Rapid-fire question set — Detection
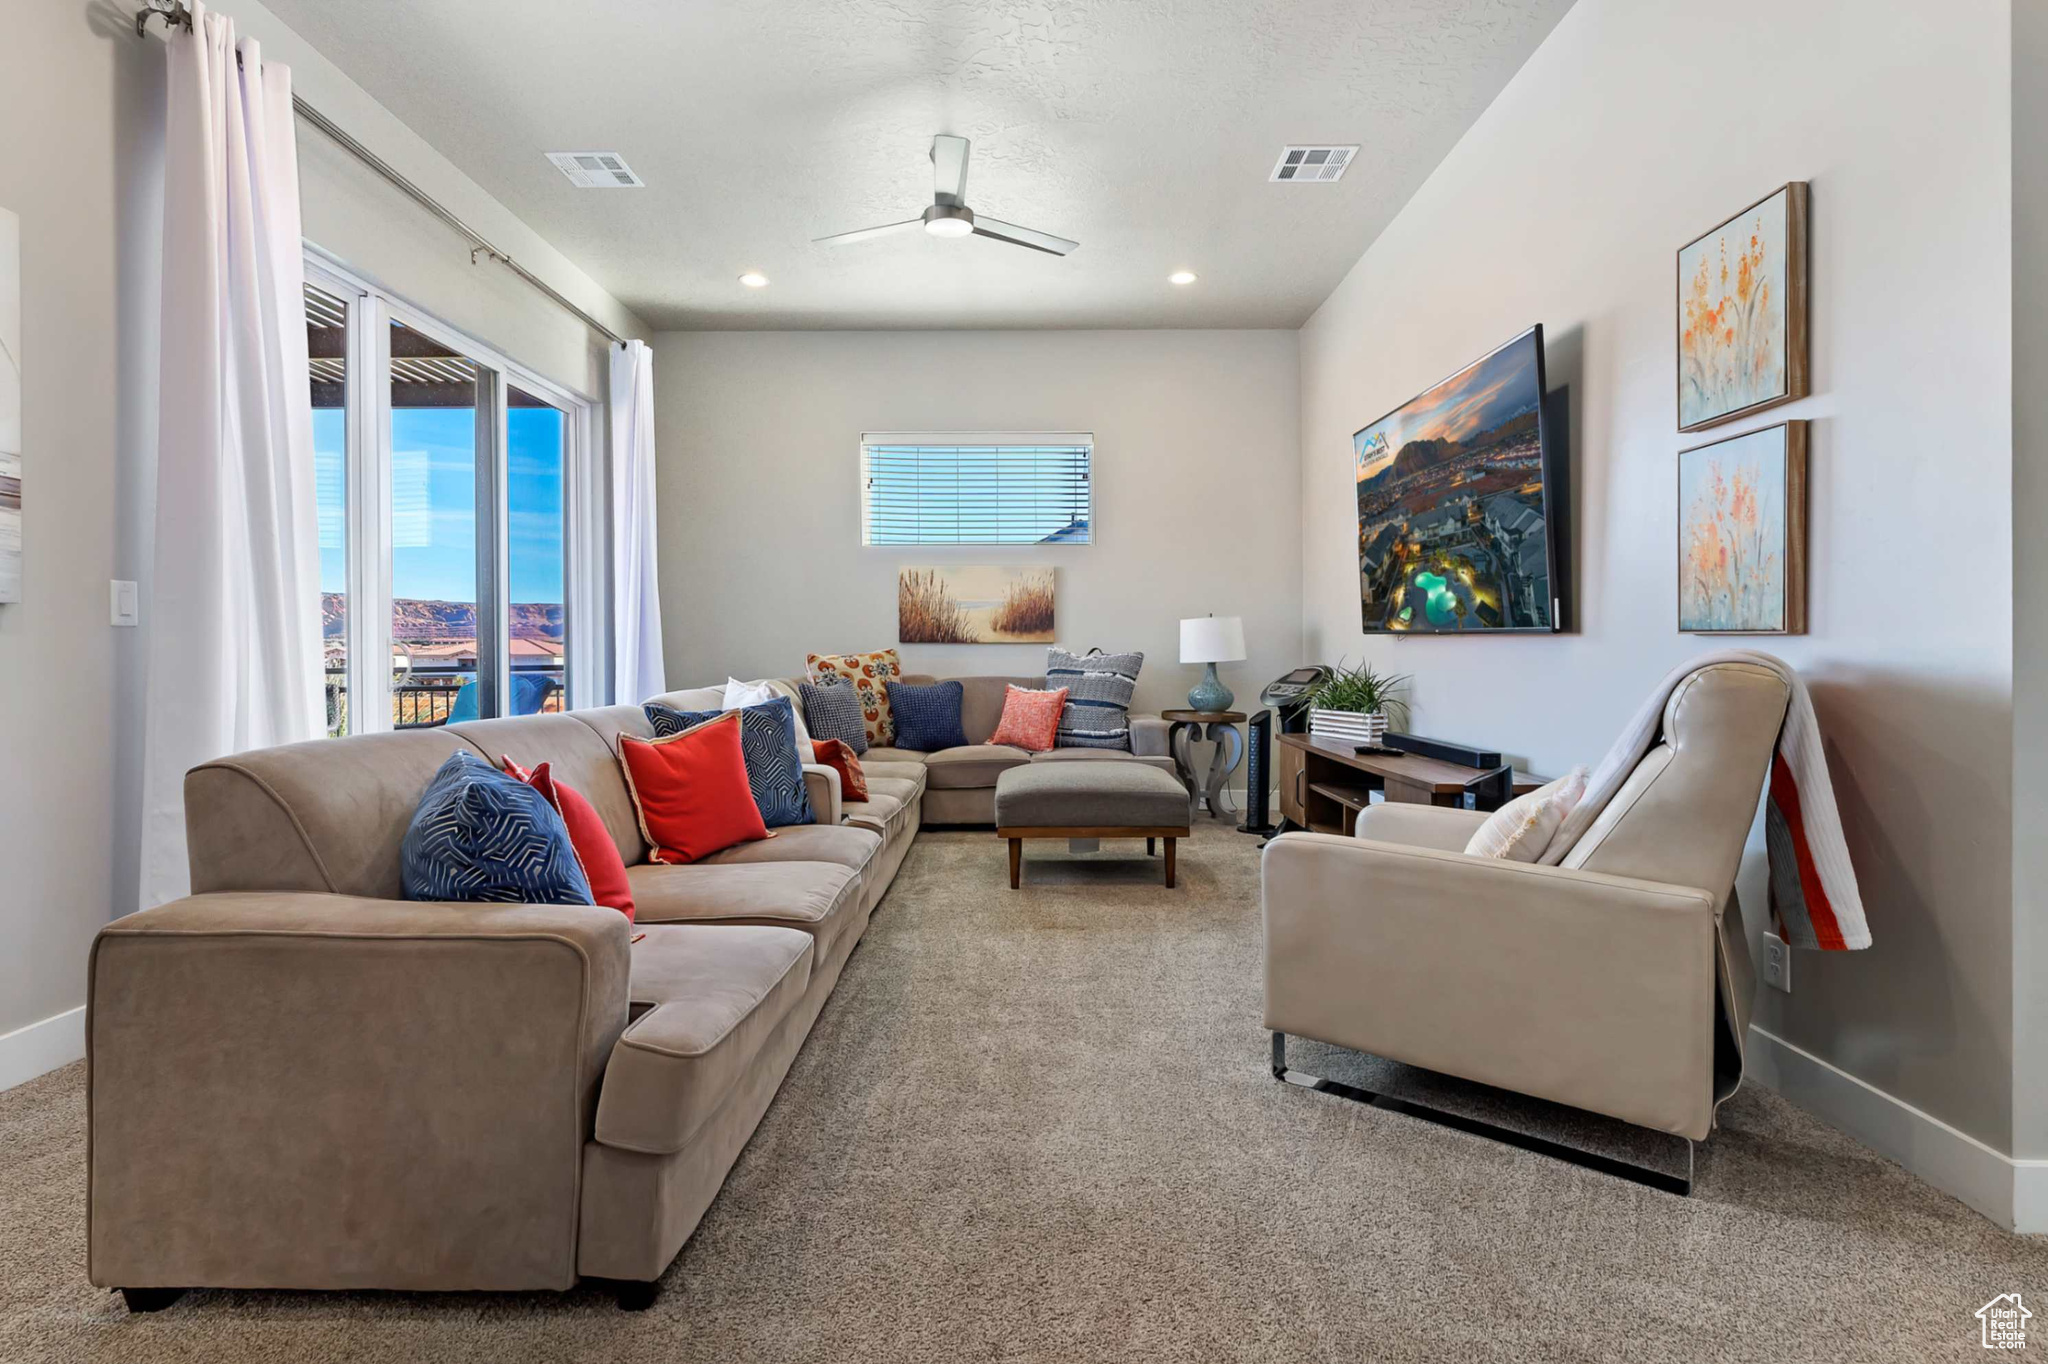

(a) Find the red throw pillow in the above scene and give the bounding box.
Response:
[808,737,869,802]
[618,711,769,865]
[988,685,1069,752]
[503,758,636,922]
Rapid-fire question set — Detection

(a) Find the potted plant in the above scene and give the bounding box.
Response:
[1306,661,1411,750]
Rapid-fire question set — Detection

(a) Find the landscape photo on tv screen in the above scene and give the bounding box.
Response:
[1354,326,1554,633]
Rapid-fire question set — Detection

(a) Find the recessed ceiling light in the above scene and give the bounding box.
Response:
[738,271,769,288]
[1169,270,1198,285]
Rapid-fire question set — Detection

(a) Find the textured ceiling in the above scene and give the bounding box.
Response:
[261,0,1574,330]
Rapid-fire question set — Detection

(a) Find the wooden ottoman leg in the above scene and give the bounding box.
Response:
[1164,837,1177,888]
[1009,837,1022,889]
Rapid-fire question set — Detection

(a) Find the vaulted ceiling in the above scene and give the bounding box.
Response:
[262,0,1574,330]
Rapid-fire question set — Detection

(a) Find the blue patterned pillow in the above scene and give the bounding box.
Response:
[401,751,594,904]
[799,679,868,755]
[645,696,813,828]
[883,680,968,753]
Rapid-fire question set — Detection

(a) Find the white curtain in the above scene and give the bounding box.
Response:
[140,4,323,905]
[610,339,666,703]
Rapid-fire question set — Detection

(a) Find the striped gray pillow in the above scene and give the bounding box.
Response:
[1046,647,1144,750]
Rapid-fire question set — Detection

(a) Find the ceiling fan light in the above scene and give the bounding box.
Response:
[925,216,973,238]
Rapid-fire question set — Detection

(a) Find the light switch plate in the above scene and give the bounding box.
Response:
[1761,930,1792,993]
[110,580,139,627]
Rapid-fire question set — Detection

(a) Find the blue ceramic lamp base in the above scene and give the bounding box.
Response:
[1187,662,1235,713]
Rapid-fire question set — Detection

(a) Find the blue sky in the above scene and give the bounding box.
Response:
[316,405,564,605]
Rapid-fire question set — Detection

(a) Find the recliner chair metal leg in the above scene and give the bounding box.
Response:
[1269,1031,1693,1196]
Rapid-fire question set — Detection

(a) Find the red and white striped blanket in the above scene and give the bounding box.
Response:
[1539,650,1869,950]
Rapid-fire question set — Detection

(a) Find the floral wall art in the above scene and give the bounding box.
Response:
[1677,182,1808,431]
[1677,421,1806,634]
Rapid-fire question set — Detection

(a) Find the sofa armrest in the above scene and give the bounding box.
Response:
[1350,802,1489,851]
[1261,832,1719,1139]
[803,763,842,825]
[87,893,632,1291]
[1129,713,1170,758]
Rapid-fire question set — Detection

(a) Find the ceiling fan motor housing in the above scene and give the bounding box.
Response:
[922,203,975,237]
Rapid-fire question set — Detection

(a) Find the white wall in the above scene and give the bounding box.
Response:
[1299,0,2017,1164]
[651,330,1302,741]
[0,0,645,1085]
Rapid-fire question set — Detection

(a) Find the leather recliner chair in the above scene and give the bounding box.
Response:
[1260,659,1792,1180]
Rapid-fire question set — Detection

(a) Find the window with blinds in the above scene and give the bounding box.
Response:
[860,434,1093,545]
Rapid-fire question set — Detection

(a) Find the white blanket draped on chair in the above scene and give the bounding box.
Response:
[140,3,323,906]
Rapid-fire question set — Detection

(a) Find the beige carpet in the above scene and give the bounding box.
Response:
[3,821,2042,1362]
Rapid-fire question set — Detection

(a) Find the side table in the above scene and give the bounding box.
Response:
[1161,709,1247,822]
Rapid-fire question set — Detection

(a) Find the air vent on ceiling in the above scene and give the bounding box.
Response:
[1271,145,1357,182]
[546,151,644,189]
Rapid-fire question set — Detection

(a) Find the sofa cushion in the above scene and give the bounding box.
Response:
[883,679,969,752]
[626,860,863,966]
[594,924,814,1155]
[856,758,930,786]
[619,714,769,865]
[400,751,595,905]
[1047,647,1144,750]
[922,744,1032,790]
[696,821,881,875]
[799,679,869,755]
[988,685,1067,752]
[1029,747,1176,772]
[450,712,647,865]
[646,697,812,828]
[806,648,904,747]
[861,747,928,767]
[503,759,636,921]
[808,737,868,801]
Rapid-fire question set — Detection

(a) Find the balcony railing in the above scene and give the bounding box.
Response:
[324,665,563,736]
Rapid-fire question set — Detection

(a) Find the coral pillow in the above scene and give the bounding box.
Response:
[806,648,903,747]
[988,685,1069,752]
[618,712,769,865]
[503,758,635,922]
[808,737,869,802]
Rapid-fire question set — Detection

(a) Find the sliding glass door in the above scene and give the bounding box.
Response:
[306,257,598,735]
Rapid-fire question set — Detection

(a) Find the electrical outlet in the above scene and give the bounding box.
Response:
[1761,930,1792,993]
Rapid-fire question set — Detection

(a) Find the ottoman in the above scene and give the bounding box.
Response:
[994,762,1193,888]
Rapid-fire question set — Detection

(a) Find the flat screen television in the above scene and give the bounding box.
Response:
[1353,325,1563,633]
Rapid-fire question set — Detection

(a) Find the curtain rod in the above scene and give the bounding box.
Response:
[134,0,628,347]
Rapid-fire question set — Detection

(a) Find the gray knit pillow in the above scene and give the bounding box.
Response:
[799,679,868,755]
[1046,647,1143,750]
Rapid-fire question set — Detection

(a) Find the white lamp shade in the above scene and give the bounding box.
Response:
[1180,615,1246,664]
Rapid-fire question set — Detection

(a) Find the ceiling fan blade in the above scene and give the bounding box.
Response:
[931,135,970,206]
[812,218,923,246]
[971,216,1079,256]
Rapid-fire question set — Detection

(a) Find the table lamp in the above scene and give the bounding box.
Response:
[1180,615,1246,712]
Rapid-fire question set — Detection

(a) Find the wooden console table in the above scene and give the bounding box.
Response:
[1276,732,1542,836]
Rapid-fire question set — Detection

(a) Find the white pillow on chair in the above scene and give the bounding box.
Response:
[1463,765,1590,862]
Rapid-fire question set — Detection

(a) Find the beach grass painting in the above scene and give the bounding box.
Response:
[898,566,1055,644]
[0,205,18,603]
[1678,421,1805,634]
[1678,182,1808,431]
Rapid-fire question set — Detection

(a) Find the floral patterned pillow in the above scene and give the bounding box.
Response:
[805,648,903,748]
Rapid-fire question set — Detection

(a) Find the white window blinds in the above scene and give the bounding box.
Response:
[860,433,1093,545]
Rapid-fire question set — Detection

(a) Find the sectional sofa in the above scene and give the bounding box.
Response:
[86,673,1171,1309]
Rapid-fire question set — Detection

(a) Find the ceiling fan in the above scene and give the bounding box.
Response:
[813,135,1079,256]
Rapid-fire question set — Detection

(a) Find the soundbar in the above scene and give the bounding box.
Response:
[1383,731,1502,769]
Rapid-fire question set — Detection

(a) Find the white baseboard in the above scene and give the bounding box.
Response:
[0,1005,86,1092]
[1747,1025,2046,1233]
